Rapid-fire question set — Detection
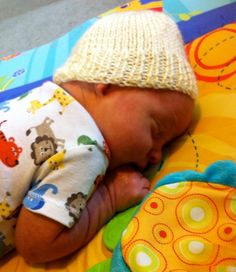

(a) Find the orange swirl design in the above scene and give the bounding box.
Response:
[188,23,236,84]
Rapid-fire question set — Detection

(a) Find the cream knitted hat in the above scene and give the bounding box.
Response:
[54,10,198,99]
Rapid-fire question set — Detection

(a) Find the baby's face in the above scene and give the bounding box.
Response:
[100,86,194,170]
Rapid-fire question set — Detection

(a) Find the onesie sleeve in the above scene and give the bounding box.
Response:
[20,82,109,228]
[23,143,108,228]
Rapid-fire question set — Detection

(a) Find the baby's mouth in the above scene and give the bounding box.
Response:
[131,162,147,172]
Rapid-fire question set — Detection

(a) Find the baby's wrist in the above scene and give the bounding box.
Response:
[98,182,117,217]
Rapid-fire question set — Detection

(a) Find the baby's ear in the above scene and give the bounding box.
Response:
[94,83,110,96]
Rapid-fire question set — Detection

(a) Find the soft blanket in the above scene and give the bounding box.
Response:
[111,160,236,271]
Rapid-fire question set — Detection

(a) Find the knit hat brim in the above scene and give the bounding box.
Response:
[54,11,198,99]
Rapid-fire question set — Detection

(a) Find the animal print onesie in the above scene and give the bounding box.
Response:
[0,81,109,257]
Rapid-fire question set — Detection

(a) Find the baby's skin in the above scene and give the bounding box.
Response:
[15,82,194,263]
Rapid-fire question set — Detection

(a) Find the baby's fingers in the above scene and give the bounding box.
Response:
[133,177,151,200]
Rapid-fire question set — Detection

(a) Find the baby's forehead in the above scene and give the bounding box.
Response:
[148,89,194,120]
[153,88,194,102]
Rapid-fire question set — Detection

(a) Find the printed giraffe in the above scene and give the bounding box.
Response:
[28,87,75,114]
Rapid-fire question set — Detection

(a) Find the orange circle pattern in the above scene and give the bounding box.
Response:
[120,21,236,271]
[121,181,236,270]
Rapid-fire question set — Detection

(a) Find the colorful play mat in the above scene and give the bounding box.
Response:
[0,0,236,271]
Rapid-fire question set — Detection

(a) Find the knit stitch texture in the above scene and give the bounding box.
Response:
[54,11,198,99]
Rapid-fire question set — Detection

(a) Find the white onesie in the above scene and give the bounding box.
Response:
[0,81,109,257]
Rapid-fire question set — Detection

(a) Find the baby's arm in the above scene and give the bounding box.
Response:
[15,166,150,264]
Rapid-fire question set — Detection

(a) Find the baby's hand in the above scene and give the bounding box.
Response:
[103,166,150,212]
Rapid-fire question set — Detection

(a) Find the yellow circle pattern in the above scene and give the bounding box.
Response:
[177,194,218,233]
[127,241,167,272]
[173,235,219,265]
[157,182,192,199]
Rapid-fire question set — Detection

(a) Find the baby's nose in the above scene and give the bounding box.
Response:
[149,149,162,165]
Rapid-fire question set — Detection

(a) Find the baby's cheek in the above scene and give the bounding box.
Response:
[140,132,153,151]
[133,134,152,158]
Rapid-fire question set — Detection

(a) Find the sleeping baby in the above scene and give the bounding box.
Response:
[0,10,197,263]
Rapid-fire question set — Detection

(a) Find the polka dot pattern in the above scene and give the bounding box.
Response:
[210,258,236,272]
[125,240,167,272]
[118,20,236,271]
[157,181,192,199]
[143,197,164,215]
[152,224,174,244]
[121,217,139,248]
[121,182,236,270]
[217,223,236,242]
[173,236,219,265]
[225,190,236,221]
[176,194,218,233]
